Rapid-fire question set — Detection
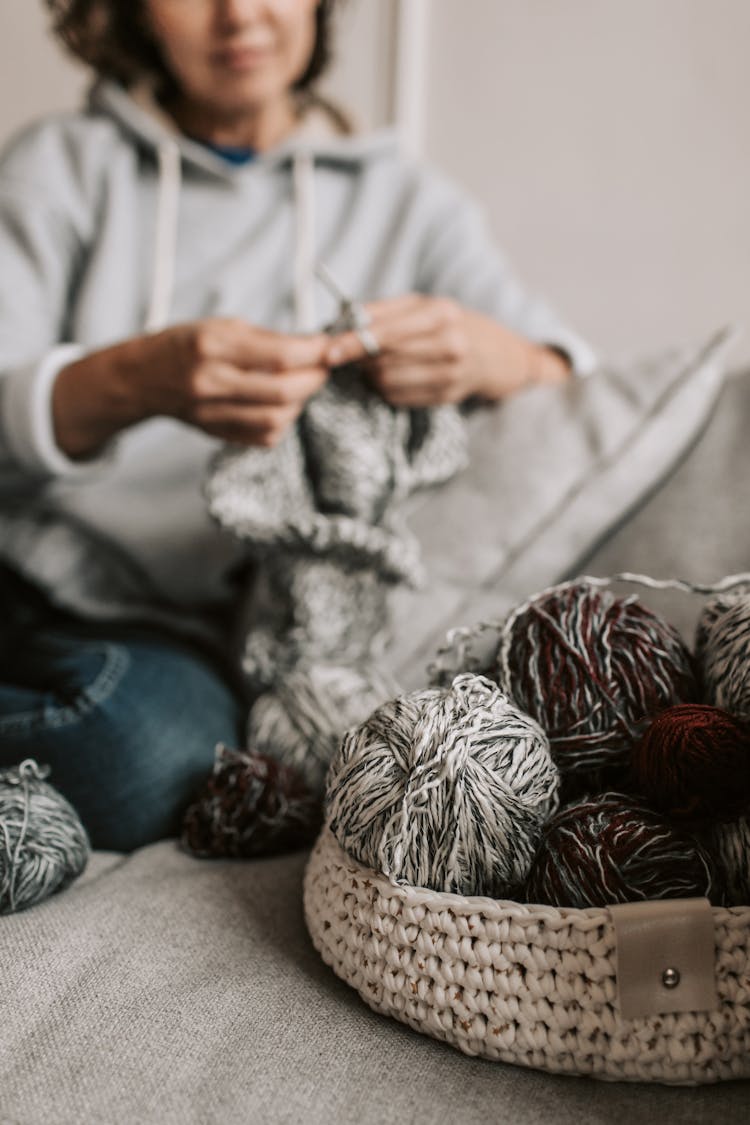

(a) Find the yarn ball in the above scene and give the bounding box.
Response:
[705,816,750,906]
[495,583,698,780]
[525,792,718,909]
[181,744,320,859]
[247,663,400,797]
[0,760,89,915]
[326,672,559,897]
[695,593,750,720]
[632,703,750,821]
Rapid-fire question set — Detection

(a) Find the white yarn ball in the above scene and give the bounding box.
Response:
[696,594,750,720]
[325,673,559,896]
[709,816,750,906]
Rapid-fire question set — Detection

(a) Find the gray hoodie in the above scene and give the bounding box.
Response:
[0,81,596,635]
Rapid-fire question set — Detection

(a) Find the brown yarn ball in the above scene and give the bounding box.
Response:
[181,744,321,858]
[632,704,750,822]
[495,583,698,782]
[525,792,719,909]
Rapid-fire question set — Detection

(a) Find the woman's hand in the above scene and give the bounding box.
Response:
[53,318,331,458]
[326,295,571,407]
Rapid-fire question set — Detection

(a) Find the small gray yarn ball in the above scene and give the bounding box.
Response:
[695,594,750,720]
[326,672,559,897]
[0,760,90,915]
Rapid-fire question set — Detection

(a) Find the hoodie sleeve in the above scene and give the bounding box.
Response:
[0,124,108,483]
[414,175,597,377]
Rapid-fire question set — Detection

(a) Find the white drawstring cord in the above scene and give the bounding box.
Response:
[146,142,317,336]
[144,140,182,333]
[293,150,317,333]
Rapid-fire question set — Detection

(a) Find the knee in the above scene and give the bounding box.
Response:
[1,637,242,852]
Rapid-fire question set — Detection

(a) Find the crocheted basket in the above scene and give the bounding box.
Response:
[305,573,750,1083]
[304,828,750,1085]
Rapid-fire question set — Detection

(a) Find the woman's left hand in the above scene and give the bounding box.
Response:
[326,295,570,407]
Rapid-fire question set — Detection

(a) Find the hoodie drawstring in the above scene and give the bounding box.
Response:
[292,150,317,334]
[145,140,182,334]
[146,141,318,338]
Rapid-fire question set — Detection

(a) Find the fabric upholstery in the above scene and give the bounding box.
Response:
[1,844,748,1125]
[388,328,735,687]
[2,351,749,1124]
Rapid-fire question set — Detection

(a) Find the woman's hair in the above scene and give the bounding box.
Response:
[45,1,339,93]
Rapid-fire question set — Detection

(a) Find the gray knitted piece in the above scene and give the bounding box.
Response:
[205,368,467,789]
[206,369,467,591]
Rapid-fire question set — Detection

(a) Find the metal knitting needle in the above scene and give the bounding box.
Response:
[314,263,380,355]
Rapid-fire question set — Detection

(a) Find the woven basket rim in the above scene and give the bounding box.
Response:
[317,825,750,930]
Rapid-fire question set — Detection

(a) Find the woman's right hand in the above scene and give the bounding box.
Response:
[52,318,332,459]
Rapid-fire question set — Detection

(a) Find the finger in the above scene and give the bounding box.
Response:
[194,401,300,445]
[327,299,458,367]
[380,387,450,408]
[369,355,457,389]
[362,294,427,323]
[369,363,459,401]
[190,362,328,407]
[192,319,331,372]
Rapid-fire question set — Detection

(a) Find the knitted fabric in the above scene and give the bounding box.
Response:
[208,370,466,689]
[247,663,400,796]
[205,369,467,789]
[206,368,468,623]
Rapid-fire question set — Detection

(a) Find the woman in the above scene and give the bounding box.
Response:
[0,0,595,850]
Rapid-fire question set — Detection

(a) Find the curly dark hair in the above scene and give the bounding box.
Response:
[45,1,340,93]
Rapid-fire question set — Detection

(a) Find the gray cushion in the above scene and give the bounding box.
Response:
[388,327,736,687]
[0,843,748,1125]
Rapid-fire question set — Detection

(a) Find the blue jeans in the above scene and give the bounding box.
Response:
[0,568,243,852]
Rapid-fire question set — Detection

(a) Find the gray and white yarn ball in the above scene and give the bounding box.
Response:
[695,593,750,720]
[325,673,559,897]
[708,816,750,906]
[0,760,90,915]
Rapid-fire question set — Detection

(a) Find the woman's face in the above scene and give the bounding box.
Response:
[144,0,320,119]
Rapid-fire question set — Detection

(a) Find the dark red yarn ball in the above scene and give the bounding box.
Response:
[524,792,718,909]
[496,584,697,780]
[632,703,750,822]
[181,744,321,859]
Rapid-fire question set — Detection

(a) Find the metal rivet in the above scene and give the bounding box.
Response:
[662,967,681,989]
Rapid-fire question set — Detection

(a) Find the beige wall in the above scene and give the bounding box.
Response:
[0,2,87,134]
[424,0,750,364]
[2,0,748,366]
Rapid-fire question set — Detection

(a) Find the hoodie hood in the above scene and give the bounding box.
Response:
[89,80,399,179]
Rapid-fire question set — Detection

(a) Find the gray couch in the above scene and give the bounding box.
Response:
[1,343,749,1124]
